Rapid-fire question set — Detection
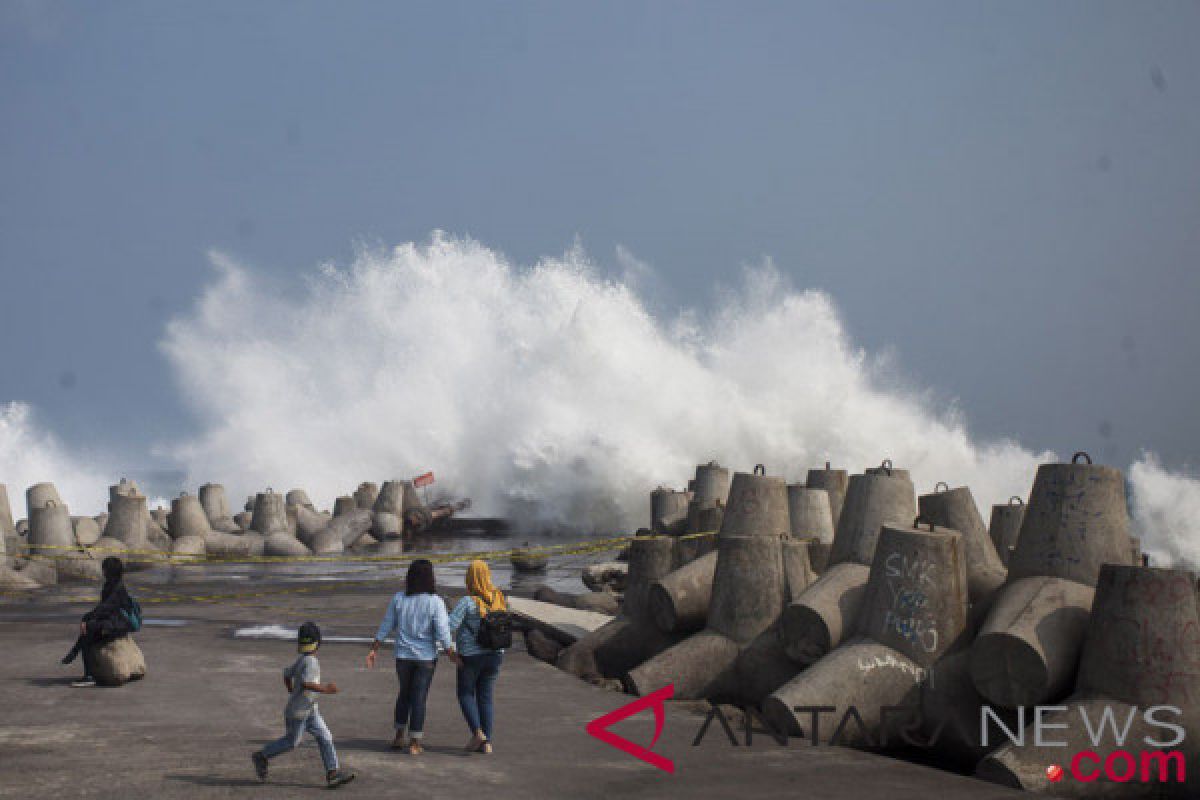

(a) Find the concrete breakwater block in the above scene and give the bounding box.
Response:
[650,550,718,634]
[295,506,332,543]
[92,636,147,687]
[787,486,834,544]
[72,516,102,546]
[987,497,1025,567]
[627,469,801,701]
[977,565,1200,797]
[805,463,849,531]
[285,488,314,510]
[651,487,692,535]
[764,522,969,742]
[26,482,63,513]
[582,561,627,592]
[54,556,106,582]
[29,498,74,555]
[918,484,1007,617]
[0,483,14,537]
[0,565,41,590]
[250,489,289,536]
[199,483,239,533]
[331,496,356,518]
[970,453,1133,709]
[591,536,681,677]
[203,531,265,559]
[353,482,379,510]
[523,628,563,664]
[558,535,680,681]
[264,532,311,557]
[779,462,917,666]
[169,535,207,561]
[169,493,212,540]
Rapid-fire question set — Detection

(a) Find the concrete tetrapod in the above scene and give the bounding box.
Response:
[732,538,819,705]
[294,507,332,545]
[779,462,917,666]
[805,463,849,531]
[332,496,357,518]
[170,535,207,562]
[199,483,240,533]
[693,462,733,507]
[104,490,155,549]
[977,565,1200,797]
[264,532,312,557]
[590,535,681,678]
[204,531,266,559]
[649,549,718,634]
[987,497,1025,567]
[651,487,692,535]
[28,498,75,556]
[787,485,834,572]
[0,484,14,536]
[354,482,379,510]
[168,493,213,540]
[72,517,102,546]
[250,490,289,535]
[557,535,679,682]
[373,481,406,516]
[371,512,402,540]
[26,482,63,513]
[764,522,969,743]
[625,469,792,700]
[918,484,1007,618]
[970,453,1133,709]
[685,462,732,536]
[285,489,314,510]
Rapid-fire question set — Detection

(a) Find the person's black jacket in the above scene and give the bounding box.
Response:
[82,580,133,638]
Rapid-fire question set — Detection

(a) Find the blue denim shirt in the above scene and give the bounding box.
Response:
[375,592,454,661]
[447,595,507,657]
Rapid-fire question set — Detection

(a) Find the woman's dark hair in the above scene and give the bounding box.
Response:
[101,557,124,582]
[405,559,436,595]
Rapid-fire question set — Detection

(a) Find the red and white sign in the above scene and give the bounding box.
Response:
[413,471,435,488]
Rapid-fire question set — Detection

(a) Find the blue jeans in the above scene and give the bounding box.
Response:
[456,652,503,740]
[394,658,437,738]
[261,709,338,772]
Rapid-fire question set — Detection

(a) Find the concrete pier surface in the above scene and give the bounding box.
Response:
[0,580,1022,799]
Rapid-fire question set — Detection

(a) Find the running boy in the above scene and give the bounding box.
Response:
[252,621,356,788]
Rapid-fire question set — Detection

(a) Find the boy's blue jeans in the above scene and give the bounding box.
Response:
[261,709,339,772]
[456,652,503,740]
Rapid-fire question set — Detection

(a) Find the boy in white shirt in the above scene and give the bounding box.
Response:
[252,621,356,788]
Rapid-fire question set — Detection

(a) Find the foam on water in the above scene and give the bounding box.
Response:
[3,233,1198,567]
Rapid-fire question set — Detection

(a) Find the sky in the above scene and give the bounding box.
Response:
[1,0,1198,480]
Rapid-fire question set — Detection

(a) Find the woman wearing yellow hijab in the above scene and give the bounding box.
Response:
[447,560,507,753]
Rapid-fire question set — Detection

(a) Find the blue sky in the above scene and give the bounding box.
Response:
[1,1,1198,474]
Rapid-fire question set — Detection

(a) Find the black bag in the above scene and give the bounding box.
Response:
[472,609,512,650]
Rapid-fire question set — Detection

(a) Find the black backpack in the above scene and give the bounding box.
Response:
[471,608,512,650]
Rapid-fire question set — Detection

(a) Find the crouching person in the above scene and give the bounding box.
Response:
[252,622,356,788]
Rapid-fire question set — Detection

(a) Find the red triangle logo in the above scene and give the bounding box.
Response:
[585,683,675,774]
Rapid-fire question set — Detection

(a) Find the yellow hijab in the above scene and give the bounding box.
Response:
[466,559,506,616]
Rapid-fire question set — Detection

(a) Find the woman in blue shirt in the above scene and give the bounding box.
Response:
[367,559,459,754]
[447,559,506,754]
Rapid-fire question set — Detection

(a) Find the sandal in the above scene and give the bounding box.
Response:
[390,732,407,750]
[407,741,423,755]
